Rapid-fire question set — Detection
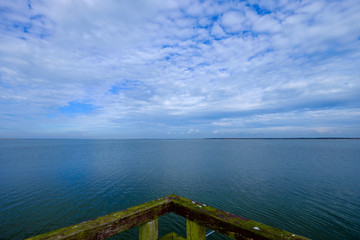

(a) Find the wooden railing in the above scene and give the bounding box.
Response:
[27,194,309,240]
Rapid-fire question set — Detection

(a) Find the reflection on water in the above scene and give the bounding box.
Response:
[0,139,359,239]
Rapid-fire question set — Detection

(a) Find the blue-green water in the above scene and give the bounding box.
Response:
[0,139,359,240]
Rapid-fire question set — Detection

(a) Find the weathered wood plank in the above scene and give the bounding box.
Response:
[186,219,206,240]
[27,194,310,240]
[139,219,158,240]
[169,194,309,240]
[26,197,172,240]
[159,232,186,240]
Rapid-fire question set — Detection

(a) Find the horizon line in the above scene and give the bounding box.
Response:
[1,137,359,140]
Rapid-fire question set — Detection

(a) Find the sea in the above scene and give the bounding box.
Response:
[0,139,359,240]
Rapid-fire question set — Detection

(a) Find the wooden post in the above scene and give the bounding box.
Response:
[139,219,158,240]
[187,219,206,240]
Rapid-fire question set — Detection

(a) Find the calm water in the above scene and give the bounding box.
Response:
[0,139,359,240]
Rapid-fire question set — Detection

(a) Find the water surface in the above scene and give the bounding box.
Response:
[0,139,359,239]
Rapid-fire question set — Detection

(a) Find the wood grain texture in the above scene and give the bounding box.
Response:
[27,194,310,240]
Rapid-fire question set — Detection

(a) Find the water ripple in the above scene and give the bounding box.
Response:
[1,139,359,239]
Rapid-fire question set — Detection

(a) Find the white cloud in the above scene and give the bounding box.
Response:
[221,11,245,33]
[211,109,360,137]
[251,14,281,33]
[0,0,359,138]
[187,129,199,134]
[211,22,226,37]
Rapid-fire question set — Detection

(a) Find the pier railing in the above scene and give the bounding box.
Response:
[27,194,309,240]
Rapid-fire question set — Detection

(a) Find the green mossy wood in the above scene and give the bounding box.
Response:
[186,219,206,240]
[139,219,158,240]
[26,197,172,240]
[27,194,310,240]
[170,195,309,240]
[159,232,186,240]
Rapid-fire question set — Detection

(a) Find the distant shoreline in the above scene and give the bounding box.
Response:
[203,137,360,140]
[1,137,359,140]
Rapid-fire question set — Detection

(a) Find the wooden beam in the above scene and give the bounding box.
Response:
[170,194,310,240]
[26,197,172,240]
[139,219,158,240]
[27,194,310,240]
[186,219,206,240]
[159,232,185,240]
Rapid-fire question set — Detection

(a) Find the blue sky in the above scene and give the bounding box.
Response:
[0,0,359,138]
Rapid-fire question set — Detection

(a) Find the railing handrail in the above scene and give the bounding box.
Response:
[27,194,310,240]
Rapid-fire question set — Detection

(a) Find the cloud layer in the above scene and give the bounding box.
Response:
[0,0,359,138]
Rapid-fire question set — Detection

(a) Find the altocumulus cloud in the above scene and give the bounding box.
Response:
[0,0,359,138]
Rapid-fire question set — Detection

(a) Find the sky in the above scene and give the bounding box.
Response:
[0,0,360,139]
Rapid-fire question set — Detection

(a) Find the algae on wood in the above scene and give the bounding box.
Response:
[159,232,186,240]
[170,194,308,240]
[186,219,206,240]
[27,194,310,240]
[26,197,172,240]
[139,219,158,240]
